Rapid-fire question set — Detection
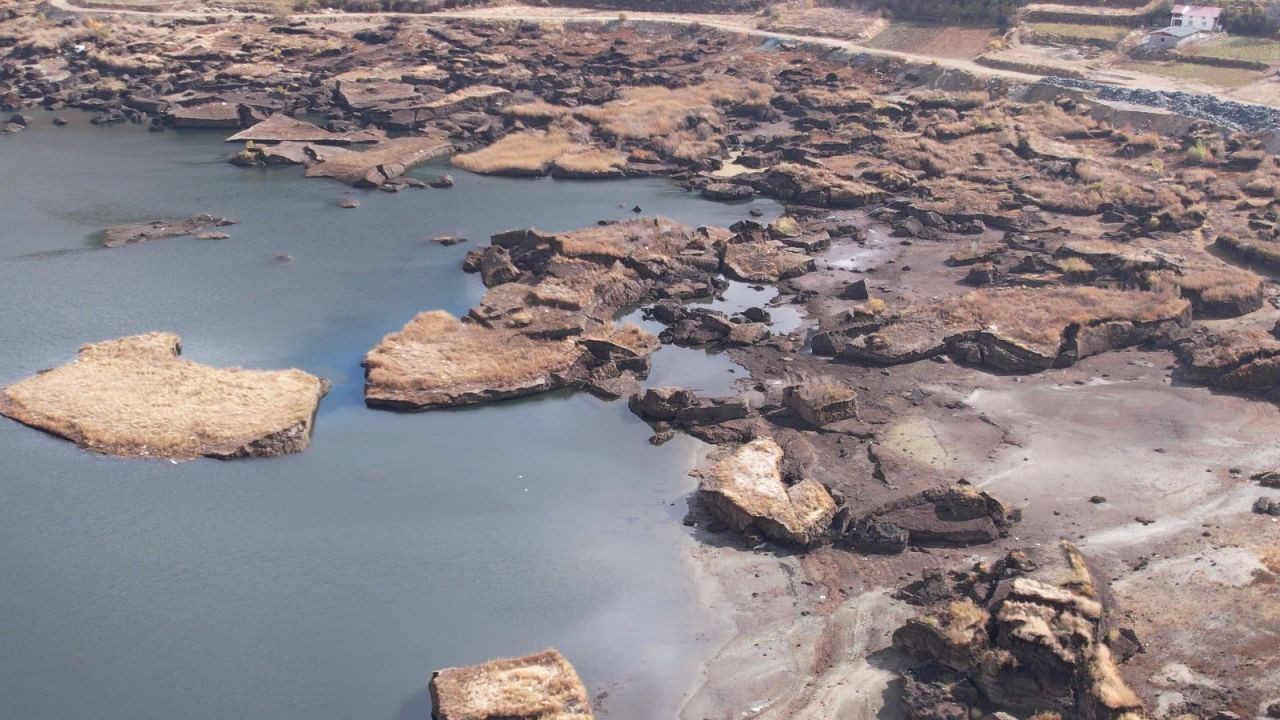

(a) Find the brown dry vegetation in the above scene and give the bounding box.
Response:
[452,129,590,175]
[430,649,592,720]
[0,333,327,459]
[550,147,628,178]
[577,77,773,141]
[363,310,580,398]
[940,287,1189,350]
[501,100,572,123]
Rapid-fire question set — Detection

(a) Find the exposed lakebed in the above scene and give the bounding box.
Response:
[0,113,780,720]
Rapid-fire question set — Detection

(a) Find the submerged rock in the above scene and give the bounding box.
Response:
[226,114,382,144]
[101,214,235,248]
[0,333,327,459]
[304,136,452,187]
[629,387,749,427]
[699,437,836,547]
[429,648,593,720]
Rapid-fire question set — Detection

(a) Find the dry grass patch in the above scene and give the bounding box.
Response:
[864,22,999,59]
[550,147,627,178]
[501,100,572,123]
[1155,266,1264,316]
[1215,233,1280,270]
[941,287,1189,351]
[363,310,581,408]
[452,130,588,176]
[943,599,991,645]
[1027,22,1130,44]
[429,648,592,720]
[577,77,772,141]
[0,333,327,459]
[1116,60,1264,90]
[1184,36,1280,64]
[759,4,886,42]
[554,217,723,267]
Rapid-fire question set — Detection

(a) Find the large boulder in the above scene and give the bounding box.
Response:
[722,241,815,282]
[845,483,1014,552]
[784,379,858,427]
[628,387,749,427]
[429,648,593,720]
[699,437,837,547]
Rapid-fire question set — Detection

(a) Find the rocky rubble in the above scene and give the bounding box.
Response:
[1044,76,1280,132]
[893,542,1148,720]
[366,216,783,410]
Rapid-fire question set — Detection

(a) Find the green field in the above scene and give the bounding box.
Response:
[1184,36,1280,64]
[1118,60,1265,88]
[1027,22,1132,43]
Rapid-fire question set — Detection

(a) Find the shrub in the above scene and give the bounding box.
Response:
[1185,142,1212,164]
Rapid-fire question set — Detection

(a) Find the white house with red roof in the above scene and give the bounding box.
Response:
[1170,4,1223,32]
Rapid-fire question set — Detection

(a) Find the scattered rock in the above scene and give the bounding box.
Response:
[1253,496,1280,516]
[840,279,869,301]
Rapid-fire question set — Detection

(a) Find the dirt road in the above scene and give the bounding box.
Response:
[46,0,1044,81]
[50,0,1280,109]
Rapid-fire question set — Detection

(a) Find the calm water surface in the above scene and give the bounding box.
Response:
[0,114,780,720]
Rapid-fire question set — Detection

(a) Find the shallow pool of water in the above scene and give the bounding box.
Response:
[0,113,780,720]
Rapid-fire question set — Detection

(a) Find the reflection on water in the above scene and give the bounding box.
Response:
[0,113,781,720]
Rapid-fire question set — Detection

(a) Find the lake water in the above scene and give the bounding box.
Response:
[0,113,780,720]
